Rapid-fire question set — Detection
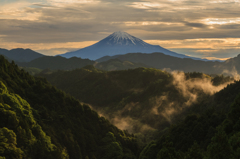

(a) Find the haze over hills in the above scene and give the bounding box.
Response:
[17,56,95,70]
[0,47,238,75]
[4,50,237,75]
[0,48,45,62]
[97,53,220,74]
[15,55,149,72]
[95,59,150,71]
[59,31,202,60]
[97,52,240,75]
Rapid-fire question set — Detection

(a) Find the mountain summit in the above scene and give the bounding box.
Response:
[102,31,149,46]
[59,31,198,60]
[0,48,44,62]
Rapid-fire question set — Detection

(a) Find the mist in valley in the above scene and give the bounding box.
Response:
[93,70,237,136]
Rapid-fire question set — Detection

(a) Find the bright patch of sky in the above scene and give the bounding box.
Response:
[203,18,240,25]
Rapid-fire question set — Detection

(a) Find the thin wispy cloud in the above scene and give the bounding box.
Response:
[0,0,239,58]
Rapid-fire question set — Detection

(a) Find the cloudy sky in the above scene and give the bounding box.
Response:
[0,0,240,60]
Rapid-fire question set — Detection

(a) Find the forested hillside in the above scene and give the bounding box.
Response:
[139,80,240,158]
[40,66,234,136]
[0,56,138,159]
[39,62,240,158]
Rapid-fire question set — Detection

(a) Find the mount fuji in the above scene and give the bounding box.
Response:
[59,31,201,60]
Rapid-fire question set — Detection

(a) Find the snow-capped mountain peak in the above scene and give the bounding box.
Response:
[110,31,132,39]
[59,31,202,60]
[100,31,148,46]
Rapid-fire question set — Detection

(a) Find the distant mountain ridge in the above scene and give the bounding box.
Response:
[0,48,45,62]
[59,31,202,60]
[17,56,95,70]
[9,50,240,75]
[2,47,239,75]
[97,52,240,75]
[95,58,150,71]
[16,55,150,72]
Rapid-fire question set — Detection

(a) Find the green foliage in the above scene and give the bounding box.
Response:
[40,65,233,139]
[2,54,240,159]
[0,55,138,159]
[206,128,232,159]
[139,141,157,159]
[140,79,240,159]
[0,82,60,158]
[211,75,232,86]
[100,132,124,159]
[38,60,238,159]
[21,67,42,75]
[0,81,7,94]
[0,127,23,159]
[157,148,175,159]
[102,142,123,159]
[229,132,240,158]
[184,142,203,159]
[157,141,179,159]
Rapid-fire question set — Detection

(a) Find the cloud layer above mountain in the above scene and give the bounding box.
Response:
[0,0,240,59]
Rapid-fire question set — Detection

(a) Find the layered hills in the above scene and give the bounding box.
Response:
[97,53,222,74]
[15,52,240,75]
[97,52,240,75]
[2,43,239,75]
